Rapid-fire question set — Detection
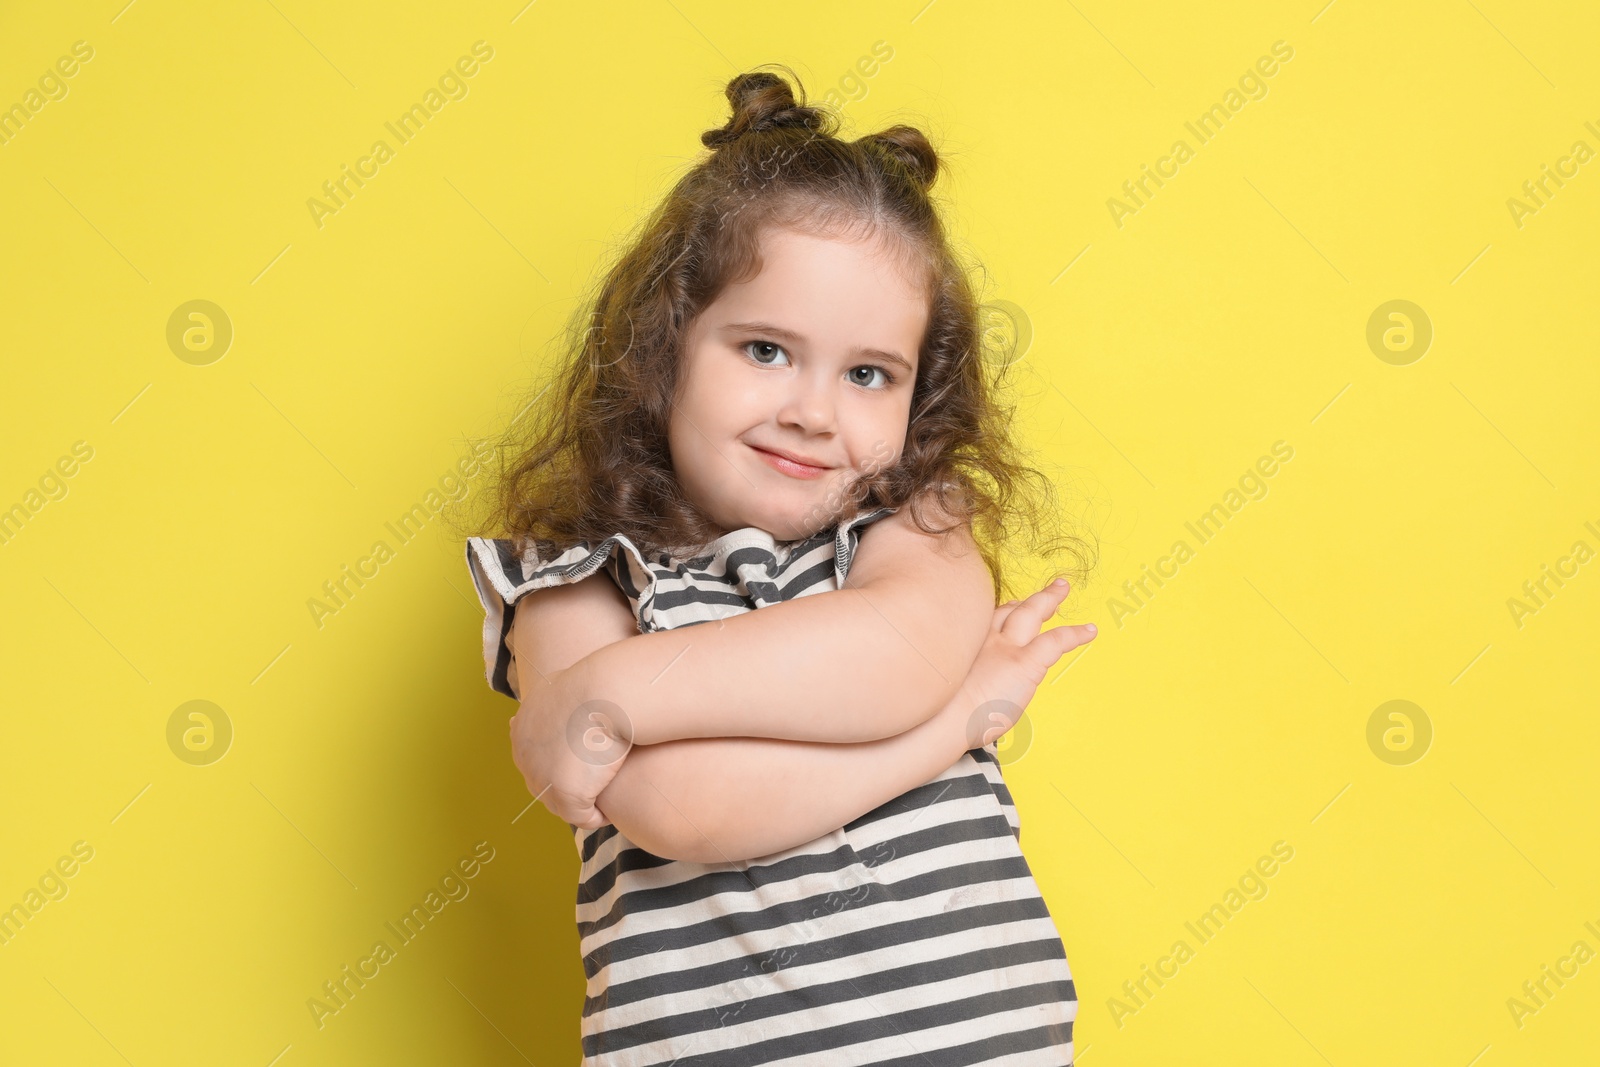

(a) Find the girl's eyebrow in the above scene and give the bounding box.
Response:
[721,320,916,377]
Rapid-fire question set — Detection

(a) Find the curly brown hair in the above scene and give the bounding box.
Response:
[453,64,1096,602]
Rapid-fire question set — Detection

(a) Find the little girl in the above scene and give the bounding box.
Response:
[466,67,1097,1065]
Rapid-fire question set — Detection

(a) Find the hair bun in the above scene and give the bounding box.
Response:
[857,125,939,191]
[701,68,831,149]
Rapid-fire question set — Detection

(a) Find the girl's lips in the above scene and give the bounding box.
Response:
[750,445,830,479]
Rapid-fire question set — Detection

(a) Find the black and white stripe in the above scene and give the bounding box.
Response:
[466,507,1076,1065]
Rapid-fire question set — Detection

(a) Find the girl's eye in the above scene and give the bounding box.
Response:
[743,340,790,366]
[741,341,897,390]
[848,365,895,390]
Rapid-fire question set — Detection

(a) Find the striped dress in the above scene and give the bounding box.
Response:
[466,505,1077,1065]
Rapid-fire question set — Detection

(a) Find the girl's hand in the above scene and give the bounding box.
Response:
[954,578,1097,751]
[508,673,632,831]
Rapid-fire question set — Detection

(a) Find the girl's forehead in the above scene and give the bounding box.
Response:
[733,227,929,307]
[705,271,927,359]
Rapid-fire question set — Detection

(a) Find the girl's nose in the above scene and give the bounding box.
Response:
[776,374,837,434]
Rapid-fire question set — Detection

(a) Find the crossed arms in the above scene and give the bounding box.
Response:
[509,506,996,862]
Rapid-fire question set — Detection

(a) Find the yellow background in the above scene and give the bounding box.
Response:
[2,1,1596,1063]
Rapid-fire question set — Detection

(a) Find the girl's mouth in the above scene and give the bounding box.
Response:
[750,445,830,479]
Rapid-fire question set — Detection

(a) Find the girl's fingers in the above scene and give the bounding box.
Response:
[1019,622,1097,677]
[1001,579,1073,640]
[1045,622,1098,657]
[991,600,1021,631]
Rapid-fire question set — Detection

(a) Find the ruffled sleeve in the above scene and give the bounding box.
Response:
[832,505,896,585]
[463,533,655,701]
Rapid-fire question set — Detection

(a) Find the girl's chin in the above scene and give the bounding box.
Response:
[730,509,825,541]
[711,490,850,540]
[778,508,846,540]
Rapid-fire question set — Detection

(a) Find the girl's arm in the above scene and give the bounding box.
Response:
[600,578,1090,862]
[513,568,987,862]
[600,686,983,863]
[507,553,1086,853]
[507,553,974,855]
[545,505,996,746]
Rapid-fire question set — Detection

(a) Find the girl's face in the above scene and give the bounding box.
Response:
[670,225,928,541]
